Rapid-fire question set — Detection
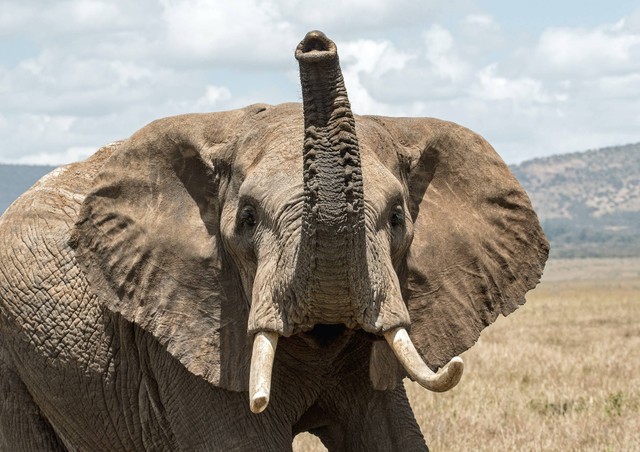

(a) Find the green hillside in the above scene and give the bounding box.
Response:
[511,143,640,258]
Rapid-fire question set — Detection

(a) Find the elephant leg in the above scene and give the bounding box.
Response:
[0,354,67,452]
[359,384,428,452]
[314,382,428,452]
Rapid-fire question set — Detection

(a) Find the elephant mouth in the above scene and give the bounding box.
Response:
[248,326,464,414]
[297,323,354,348]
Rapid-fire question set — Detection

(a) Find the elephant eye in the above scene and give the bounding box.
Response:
[240,205,257,228]
[389,205,405,228]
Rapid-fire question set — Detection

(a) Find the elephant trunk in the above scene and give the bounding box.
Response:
[294,30,367,325]
[246,30,464,415]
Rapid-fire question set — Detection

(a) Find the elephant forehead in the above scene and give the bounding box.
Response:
[361,150,404,214]
[233,117,302,167]
[240,165,303,208]
[231,106,406,211]
[238,125,303,196]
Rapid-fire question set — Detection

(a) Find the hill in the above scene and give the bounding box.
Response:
[511,143,640,258]
[0,164,56,214]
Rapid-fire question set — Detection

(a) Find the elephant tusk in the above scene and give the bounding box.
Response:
[384,327,463,392]
[249,331,279,414]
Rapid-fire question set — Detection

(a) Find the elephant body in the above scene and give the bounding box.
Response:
[0,130,425,451]
[0,136,426,451]
[0,32,548,451]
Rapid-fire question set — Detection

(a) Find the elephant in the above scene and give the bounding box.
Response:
[0,31,548,451]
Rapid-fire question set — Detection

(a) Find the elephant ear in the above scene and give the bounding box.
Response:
[381,117,548,370]
[70,110,256,391]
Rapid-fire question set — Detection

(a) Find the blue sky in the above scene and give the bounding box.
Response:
[478,0,638,32]
[1,0,639,165]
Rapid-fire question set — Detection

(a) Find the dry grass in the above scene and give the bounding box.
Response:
[294,258,640,451]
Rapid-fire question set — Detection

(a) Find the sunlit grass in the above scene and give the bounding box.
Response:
[294,259,640,451]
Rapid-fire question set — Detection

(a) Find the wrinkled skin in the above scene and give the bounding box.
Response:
[0,32,548,451]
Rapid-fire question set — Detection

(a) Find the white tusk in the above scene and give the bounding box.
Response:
[249,331,279,413]
[384,327,463,392]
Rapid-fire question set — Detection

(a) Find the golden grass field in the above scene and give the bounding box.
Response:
[293,258,640,451]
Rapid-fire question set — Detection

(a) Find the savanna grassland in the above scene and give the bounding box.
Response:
[293,258,640,451]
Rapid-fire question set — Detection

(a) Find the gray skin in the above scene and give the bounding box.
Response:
[0,31,548,451]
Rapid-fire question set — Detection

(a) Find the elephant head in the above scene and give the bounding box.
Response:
[70,31,548,414]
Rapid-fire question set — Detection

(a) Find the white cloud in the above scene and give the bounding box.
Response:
[1,1,640,165]
[344,26,474,108]
[351,10,640,162]
[194,85,233,111]
[277,0,449,33]
[0,1,139,37]
[160,0,296,68]
[70,0,121,24]
[463,14,498,29]
[337,39,416,115]
[532,24,640,77]
[458,13,504,61]
[0,113,89,164]
[423,25,471,82]
[11,146,96,166]
[475,64,565,103]
[341,40,414,75]
[624,9,640,32]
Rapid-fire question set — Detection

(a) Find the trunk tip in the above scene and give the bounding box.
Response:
[296,30,337,63]
[301,30,330,52]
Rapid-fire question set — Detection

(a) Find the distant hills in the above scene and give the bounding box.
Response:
[511,143,640,258]
[1,143,638,258]
[0,164,55,214]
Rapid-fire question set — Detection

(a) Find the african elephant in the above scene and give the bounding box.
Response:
[0,31,548,451]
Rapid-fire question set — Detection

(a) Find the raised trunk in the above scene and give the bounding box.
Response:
[245,31,462,415]
[294,31,367,326]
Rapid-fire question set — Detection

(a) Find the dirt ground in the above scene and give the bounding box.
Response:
[294,258,640,451]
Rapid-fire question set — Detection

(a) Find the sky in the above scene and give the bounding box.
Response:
[1,0,639,165]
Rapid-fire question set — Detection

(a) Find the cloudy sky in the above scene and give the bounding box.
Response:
[1,0,639,165]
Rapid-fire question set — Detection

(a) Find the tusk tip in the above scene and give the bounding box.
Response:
[250,391,270,414]
[439,356,464,391]
[449,356,464,371]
